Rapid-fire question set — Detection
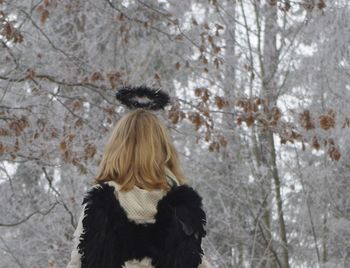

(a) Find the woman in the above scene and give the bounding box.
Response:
[67,109,211,268]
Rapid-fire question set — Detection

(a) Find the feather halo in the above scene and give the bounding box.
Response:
[116,85,170,110]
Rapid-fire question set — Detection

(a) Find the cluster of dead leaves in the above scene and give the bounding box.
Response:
[0,15,24,43]
[302,0,326,11]
[36,0,57,24]
[193,21,225,71]
[0,115,29,156]
[270,0,326,12]
[171,89,344,160]
[234,100,343,161]
[82,70,125,89]
[299,109,341,131]
[236,97,281,129]
[298,109,345,160]
[59,133,97,174]
[168,102,186,125]
[168,88,230,152]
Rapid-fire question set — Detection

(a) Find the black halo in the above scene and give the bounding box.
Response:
[115,86,170,110]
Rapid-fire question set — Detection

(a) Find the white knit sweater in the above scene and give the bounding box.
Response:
[67,169,212,268]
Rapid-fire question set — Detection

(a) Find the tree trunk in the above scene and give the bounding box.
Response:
[261,1,290,267]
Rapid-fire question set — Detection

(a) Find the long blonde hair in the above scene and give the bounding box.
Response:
[95,109,186,191]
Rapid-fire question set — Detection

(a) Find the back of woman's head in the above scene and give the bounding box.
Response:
[95,109,186,191]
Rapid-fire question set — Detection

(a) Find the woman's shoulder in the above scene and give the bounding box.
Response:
[81,182,119,209]
[83,180,203,204]
[82,180,204,218]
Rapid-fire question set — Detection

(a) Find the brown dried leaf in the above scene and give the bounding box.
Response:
[194,88,202,97]
[200,105,210,117]
[104,107,115,116]
[219,136,228,147]
[209,142,220,152]
[67,133,76,142]
[75,118,83,128]
[189,112,203,130]
[117,13,125,21]
[215,96,228,109]
[84,144,97,160]
[72,100,82,111]
[13,32,24,43]
[59,141,67,152]
[291,131,302,141]
[244,64,252,72]
[107,71,122,89]
[168,103,180,124]
[312,136,320,150]
[90,72,103,81]
[328,147,341,161]
[40,9,50,23]
[8,116,29,135]
[170,112,179,124]
[175,34,184,41]
[202,89,210,102]
[245,112,254,127]
[271,107,281,125]
[318,0,326,9]
[280,0,291,11]
[299,110,315,130]
[3,23,13,39]
[213,46,221,54]
[319,115,335,130]
[37,4,45,12]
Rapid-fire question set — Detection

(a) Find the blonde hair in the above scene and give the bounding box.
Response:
[95,109,186,192]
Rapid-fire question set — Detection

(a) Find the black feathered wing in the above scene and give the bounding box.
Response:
[154,185,207,268]
[76,183,207,268]
[77,184,126,268]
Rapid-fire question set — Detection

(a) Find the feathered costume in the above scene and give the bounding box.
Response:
[66,86,211,268]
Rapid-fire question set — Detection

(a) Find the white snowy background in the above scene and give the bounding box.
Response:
[0,0,349,267]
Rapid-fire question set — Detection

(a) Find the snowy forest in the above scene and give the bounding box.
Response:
[1,0,349,267]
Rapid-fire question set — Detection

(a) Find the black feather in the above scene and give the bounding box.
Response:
[116,85,170,110]
[77,183,206,268]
